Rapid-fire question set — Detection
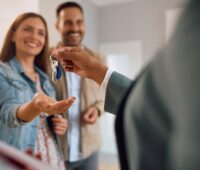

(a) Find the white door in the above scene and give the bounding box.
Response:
[99,41,143,154]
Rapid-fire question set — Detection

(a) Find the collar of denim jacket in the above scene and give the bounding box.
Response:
[8,56,49,82]
[8,56,25,75]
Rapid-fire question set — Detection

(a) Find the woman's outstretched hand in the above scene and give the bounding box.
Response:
[17,93,76,122]
[32,92,76,115]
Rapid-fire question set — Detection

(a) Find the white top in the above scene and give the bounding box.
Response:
[66,72,82,162]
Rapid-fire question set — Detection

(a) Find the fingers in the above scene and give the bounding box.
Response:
[45,96,76,115]
[24,148,33,155]
[34,152,42,161]
[51,47,81,60]
[52,115,68,135]
[83,107,98,124]
[55,96,76,111]
[53,126,67,135]
[84,113,96,124]
[34,93,76,115]
[60,59,75,72]
[24,148,42,161]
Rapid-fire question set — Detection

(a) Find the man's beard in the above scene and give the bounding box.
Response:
[62,31,83,46]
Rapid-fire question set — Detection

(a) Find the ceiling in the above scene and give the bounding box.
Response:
[89,0,137,7]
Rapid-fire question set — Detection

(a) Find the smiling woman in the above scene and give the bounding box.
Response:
[0,12,75,170]
[12,17,47,82]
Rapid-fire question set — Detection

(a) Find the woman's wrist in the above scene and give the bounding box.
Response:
[16,101,41,122]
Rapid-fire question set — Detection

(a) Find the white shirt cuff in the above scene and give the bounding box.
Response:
[97,68,113,101]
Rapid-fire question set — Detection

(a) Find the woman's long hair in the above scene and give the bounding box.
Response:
[0,12,49,72]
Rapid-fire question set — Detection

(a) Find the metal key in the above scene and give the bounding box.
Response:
[50,55,58,82]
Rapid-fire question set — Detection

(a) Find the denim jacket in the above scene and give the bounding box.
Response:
[0,57,56,151]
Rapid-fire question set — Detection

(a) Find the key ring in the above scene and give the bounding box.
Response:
[49,55,62,82]
[49,55,56,62]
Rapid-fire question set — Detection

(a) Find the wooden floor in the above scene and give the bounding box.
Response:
[99,153,119,170]
[99,164,119,170]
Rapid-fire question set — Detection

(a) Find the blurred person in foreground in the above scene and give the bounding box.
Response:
[0,12,76,170]
[52,0,200,169]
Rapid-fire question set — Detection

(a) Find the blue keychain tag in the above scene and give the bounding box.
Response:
[50,55,62,82]
[56,66,62,79]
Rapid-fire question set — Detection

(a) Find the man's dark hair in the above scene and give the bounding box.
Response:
[56,1,84,17]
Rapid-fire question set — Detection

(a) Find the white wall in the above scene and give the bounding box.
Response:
[99,0,187,62]
[0,0,39,49]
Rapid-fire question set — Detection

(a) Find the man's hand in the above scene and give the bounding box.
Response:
[51,47,108,85]
[83,106,99,124]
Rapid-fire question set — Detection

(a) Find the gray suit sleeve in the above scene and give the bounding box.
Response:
[104,71,133,114]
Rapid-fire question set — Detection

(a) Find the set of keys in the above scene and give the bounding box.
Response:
[49,55,62,82]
